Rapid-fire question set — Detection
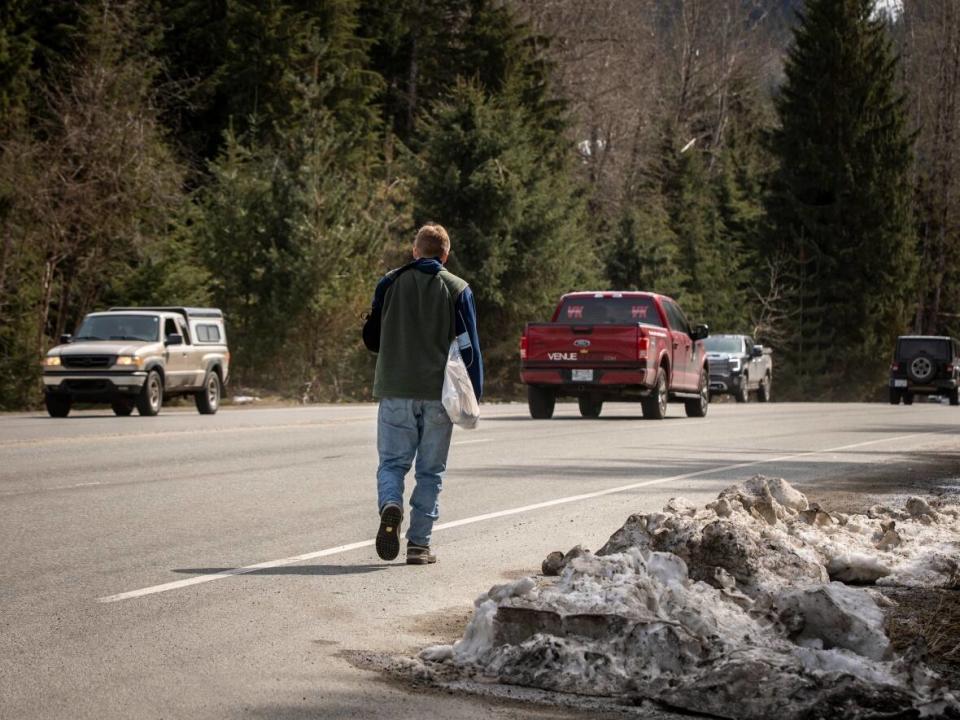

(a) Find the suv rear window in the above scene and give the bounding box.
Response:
[897,338,950,361]
[555,296,664,326]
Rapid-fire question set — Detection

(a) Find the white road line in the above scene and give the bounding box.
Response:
[98,430,943,603]
[453,438,491,446]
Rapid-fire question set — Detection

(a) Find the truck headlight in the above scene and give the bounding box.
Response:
[116,356,143,368]
[729,358,741,372]
[43,356,61,367]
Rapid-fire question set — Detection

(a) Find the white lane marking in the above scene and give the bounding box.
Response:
[454,439,491,446]
[0,417,373,449]
[0,480,103,498]
[98,430,943,603]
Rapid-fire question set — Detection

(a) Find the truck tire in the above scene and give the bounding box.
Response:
[195,370,221,415]
[950,388,960,406]
[136,370,163,417]
[735,376,749,403]
[903,392,914,406]
[45,393,71,418]
[528,385,555,419]
[684,369,709,418]
[889,389,901,405]
[578,396,603,418]
[111,398,135,416]
[642,369,668,420]
[757,373,772,403]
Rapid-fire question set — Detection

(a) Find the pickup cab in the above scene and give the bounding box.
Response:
[520,292,709,419]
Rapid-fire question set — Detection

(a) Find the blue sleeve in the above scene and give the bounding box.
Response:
[371,274,393,314]
[454,287,483,401]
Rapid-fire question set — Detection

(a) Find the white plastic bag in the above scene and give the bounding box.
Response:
[442,339,480,429]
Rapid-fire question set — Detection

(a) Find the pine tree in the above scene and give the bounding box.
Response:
[413,80,595,392]
[603,198,688,301]
[768,0,915,398]
[357,0,561,147]
[158,0,381,164]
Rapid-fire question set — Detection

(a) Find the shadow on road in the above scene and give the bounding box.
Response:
[172,564,389,576]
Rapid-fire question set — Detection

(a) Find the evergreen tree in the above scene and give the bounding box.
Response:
[358,0,561,147]
[603,198,687,301]
[0,0,35,130]
[413,80,595,392]
[768,0,915,398]
[661,144,748,332]
[158,0,381,164]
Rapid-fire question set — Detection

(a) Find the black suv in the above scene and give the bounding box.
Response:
[889,335,960,405]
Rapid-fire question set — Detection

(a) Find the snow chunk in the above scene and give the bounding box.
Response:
[778,583,890,660]
[419,478,960,718]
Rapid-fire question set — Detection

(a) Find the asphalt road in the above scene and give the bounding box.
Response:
[2,401,959,719]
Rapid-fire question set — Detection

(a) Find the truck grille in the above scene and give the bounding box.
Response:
[709,358,732,375]
[64,379,111,392]
[62,354,115,369]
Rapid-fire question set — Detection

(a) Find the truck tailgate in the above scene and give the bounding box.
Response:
[526,324,640,364]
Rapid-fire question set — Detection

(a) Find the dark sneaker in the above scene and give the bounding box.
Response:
[375,504,403,561]
[406,542,437,565]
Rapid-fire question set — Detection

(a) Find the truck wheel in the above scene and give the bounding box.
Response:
[642,369,668,420]
[578,396,603,418]
[889,389,901,405]
[136,370,163,416]
[735,377,749,403]
[527,386,555,419]
[903,392,914,406]
[195,371,221,415]
[757,373,772,403]
[949,388,960,406]
[685,369,709,418]
[111,398,135,416]
[45,393,71,418]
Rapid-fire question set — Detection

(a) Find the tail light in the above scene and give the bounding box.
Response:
[890,362,899,372]
[520,335,528,360]
[948,364,955,374]
[637,336,649,360]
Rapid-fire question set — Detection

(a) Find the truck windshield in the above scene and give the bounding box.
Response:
[555,296,664,326]
[75,314,160,342]
[897,338,949,360]
[704,336,743,353]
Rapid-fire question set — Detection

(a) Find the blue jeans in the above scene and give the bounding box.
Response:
[376,398,454,547]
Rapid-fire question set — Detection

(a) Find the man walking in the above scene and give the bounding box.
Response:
[370,224,483,565]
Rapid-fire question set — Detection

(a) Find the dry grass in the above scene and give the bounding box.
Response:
[882,587,960,687]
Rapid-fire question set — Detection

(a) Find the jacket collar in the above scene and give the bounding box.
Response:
[411,257,444,275]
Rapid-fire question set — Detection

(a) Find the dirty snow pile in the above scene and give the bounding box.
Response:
[420,477,960,719]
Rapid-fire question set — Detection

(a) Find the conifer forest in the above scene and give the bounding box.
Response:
[1,0,956,407]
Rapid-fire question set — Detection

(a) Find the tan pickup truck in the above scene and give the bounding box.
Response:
[42,307,230,417]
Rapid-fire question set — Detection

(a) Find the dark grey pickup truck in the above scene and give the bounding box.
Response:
[704,334,773,403]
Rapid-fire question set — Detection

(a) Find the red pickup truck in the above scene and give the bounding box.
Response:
[520,292,710,419]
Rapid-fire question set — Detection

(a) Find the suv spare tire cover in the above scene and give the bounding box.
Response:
[907,354,936,383]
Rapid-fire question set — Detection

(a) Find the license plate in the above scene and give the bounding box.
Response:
[893,379,907,387]
[572,369,594,382]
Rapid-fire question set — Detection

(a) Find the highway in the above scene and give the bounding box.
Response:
[1,401,959,719]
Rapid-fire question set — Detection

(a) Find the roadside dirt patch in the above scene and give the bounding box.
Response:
[407,605,475,643]
[882,586,960,689]
[798,449,960,514]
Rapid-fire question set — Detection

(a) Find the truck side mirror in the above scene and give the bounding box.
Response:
[690,324,709,341]
[165,333,183,346]
[60,334,72,344]
[751,345,763,358]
